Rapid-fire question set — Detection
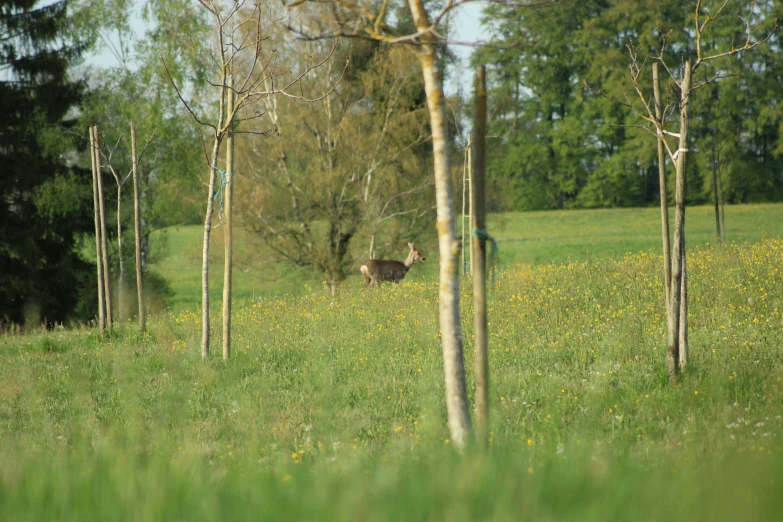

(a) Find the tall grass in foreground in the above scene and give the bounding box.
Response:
[1,239,782,520]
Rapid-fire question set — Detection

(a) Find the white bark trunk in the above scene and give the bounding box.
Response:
[669,61,693,380]
[408,0,472,450]
[200,66,228,358]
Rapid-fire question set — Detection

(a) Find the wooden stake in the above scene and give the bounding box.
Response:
[90,127,106,333]
[471,65,490,447]
[222,75,235,360]
[467,137,474,275]
[131,122,146,333]
[95,126,113,328]
[653,63,672,322]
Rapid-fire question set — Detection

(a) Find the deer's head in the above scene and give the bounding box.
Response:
[407,242,426,263]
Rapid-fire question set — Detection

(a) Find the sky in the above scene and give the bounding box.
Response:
[445,3,488,96]
[85,1,488,96]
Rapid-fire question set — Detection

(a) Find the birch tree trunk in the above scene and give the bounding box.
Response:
[201,135,222,358]
[131,122,145,333]
[222,75,235,360]
[200,74,227,359]
[668,60,692,381]
[653,64,672,320]
[95,127,113,328]
[90,127,106,333]
[408,0,472,449]
[471,65,489,447]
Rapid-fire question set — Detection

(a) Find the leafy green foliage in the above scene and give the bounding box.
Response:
[475,0,783,211]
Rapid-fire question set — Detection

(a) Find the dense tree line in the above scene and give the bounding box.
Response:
[476,0,783,211]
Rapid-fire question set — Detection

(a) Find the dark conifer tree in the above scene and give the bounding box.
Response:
[1,0,92,324]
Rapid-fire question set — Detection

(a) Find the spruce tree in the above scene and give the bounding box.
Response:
[0,0,91,325]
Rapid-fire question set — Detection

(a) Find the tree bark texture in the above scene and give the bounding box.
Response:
[467,140,474,275]
[461,144,467,276]
[408,0,472,450]
[131,122,146,333]
[471,65,490,448]
[95,127,113,328]
[679,233,689,369]
[668,61,692,381]
[222,76,235,360]
[90,127,106,333]
[653,64,672,320]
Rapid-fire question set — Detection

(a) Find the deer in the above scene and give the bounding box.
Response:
[361,243,425,286]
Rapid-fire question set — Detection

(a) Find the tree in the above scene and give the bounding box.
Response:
[288,0,558,450]
[245,42,433,290]
[0,0,93,325]
[94,126,156,324]
[617,0,776,380]
[163,0,339,358]
[476,0,783,212]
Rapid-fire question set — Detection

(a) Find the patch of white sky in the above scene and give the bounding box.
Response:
[85,0,488,91]
[444,3,488,97]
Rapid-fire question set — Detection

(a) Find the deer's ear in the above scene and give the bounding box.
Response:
[408,242,414,249]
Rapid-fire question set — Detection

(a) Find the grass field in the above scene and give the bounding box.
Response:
[152,203,783,311]
[2,226,782,520]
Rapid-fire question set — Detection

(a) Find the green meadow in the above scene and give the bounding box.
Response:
[153,203,783,311]
[2,204,783,520]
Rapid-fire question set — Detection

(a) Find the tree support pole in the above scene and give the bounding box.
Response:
[90,127,106,333]
[471,65,490,448]
[222,74,235,360]
[131,122,146,333]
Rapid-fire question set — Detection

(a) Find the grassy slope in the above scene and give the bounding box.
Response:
[153,203,783,310]
[2,235,782,520]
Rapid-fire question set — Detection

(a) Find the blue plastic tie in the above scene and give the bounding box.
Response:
[471,228,500,283]
[212,167,233,213]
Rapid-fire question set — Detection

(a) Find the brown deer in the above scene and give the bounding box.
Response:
[361,243,425,286]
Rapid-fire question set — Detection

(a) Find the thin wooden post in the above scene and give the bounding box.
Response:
[467,137,474,275]
[222,75,235,360]
[131,122,146,333]
[711,136,722,244]
[95,127,113,328]
[653,63,672,320]
[461,144,468,275]
[90,127,106,333]
[116,180,125,322]
[472,65,490,447]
